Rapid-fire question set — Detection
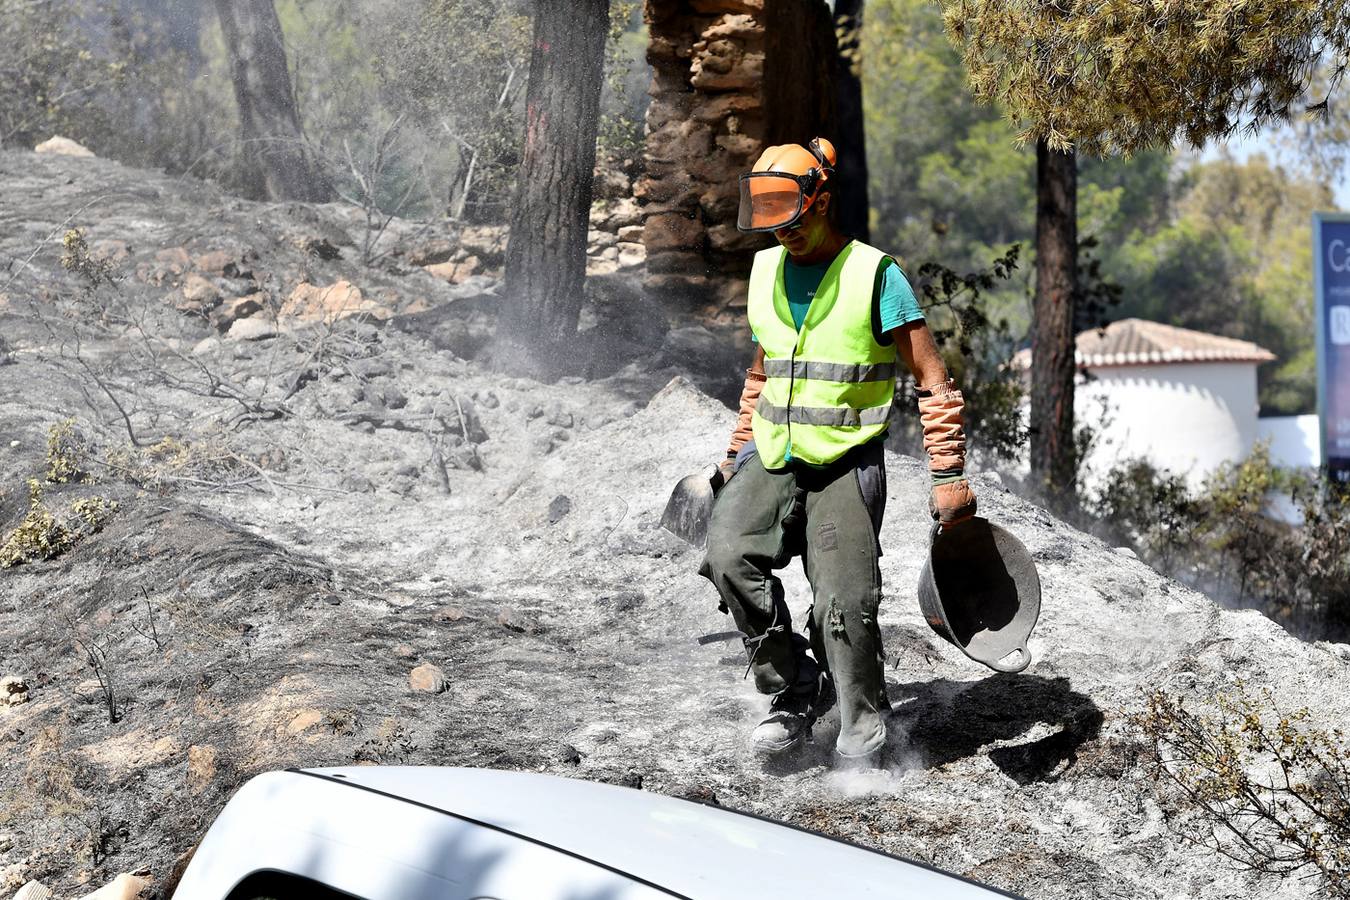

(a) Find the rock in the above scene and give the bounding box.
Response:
[679,784,720,806]
[0,833,12,852]
[690,17,763,91]
[496,607,538,634]
[661,325,727,371]
[607,197,642,230]
[138,247,192,285]
[74,871,152,900]
[14,881,52,900]
[406,238,457,267]
[548,495,572,524]
[409,663,449,693]
[295,235,342,260]
[478,391,500,410]
[192,248,256,278]
[392,643,416,658]
[446,395,488,442]
[341,472,375,493]
[433,606,467,622]
[1,675,29,706]
[617,225,644,243]
[644,213,704,252]
[424,256,480,285]
[186,744,218,794]
[90,239,131,265]
[592,167,631,201]
[285,709,323,735]
[588,229,618,251]
[458,225,508,263]
[178,272,221,308]
[617,242,646,269]
[1115,546,1138,559]
[347,356,395,380]
[545,404,574,428]
[280,281,392,324]
[587,256,620,276]
[366,383,407,411]
[226,317,278,342]
[210,293,263,332]
[35,136,94,157]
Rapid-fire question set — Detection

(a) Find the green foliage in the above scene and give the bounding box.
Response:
[863,0,1029,271]
[0,0,122,148]
[370,0,530,220]
[0,480,117,569]
[60,228,117,288]
[1105,155,1329,414]
[0,0,219,177]
[597,1,647,163]
[1138,686,1350,896]
[1087,459,1199,571]
[46,419,88,485]
[941,0,1350,155]
[1086,448,1350,637]
[905,244,1028,460]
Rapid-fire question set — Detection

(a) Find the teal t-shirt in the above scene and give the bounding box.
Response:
[755,250,925,343]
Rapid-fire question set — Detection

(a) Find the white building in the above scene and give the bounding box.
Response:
[1019,319,1278,489]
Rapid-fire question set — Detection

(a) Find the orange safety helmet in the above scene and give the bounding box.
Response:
[736,137,837,233]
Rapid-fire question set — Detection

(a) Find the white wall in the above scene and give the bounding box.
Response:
[1077,362,1260,489]
[1255,414,1321,469]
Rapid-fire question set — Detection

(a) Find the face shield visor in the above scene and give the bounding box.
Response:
[737,171,819,233]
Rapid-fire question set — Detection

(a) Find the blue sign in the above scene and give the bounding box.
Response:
[1314,213,1350,483]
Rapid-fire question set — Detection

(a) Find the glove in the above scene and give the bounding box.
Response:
[720,367,766,487]
[918,379,977,527]
[930,474,977,526]
[728,367,766,456]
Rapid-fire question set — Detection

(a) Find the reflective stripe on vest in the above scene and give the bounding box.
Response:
[746,240,898,469]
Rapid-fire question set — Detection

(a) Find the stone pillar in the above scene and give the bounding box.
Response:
[640,0,839,319]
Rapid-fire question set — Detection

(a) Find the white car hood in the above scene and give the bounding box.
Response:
[299,766,1014,899]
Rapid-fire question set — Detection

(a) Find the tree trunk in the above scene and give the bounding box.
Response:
[833,0,869,241]
[1031,139,1078,500]
[495,0,609,378]
[213,0,331,202]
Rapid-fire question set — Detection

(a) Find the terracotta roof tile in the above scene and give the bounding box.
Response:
[1011,318,1275,369]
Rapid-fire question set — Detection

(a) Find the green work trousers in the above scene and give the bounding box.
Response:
[699,441,889,758]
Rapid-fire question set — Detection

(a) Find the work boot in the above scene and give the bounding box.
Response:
[750,655,829,755]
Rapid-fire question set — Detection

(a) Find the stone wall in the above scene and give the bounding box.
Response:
[640,0,839,317]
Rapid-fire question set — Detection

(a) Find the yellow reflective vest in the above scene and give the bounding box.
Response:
[747,240,897,469]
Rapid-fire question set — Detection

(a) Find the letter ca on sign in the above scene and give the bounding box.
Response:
[1330,239,1350,272]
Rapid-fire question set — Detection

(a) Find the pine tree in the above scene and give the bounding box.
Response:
[940,0,1350,499]
[213,0,332,202]
[495,0,610,378]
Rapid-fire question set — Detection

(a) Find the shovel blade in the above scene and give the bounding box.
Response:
[661,467,719,547]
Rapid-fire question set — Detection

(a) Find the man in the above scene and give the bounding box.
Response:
[699,137,976,765]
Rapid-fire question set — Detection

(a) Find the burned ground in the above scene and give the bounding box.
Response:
[1,151,1348,899]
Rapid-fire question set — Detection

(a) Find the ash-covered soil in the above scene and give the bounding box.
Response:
[2,151,1348,899]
